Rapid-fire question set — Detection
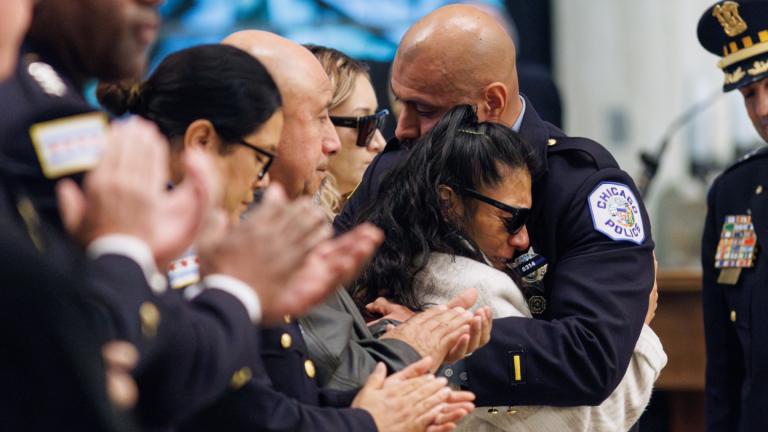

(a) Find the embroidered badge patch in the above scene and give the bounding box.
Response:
[588,182,645,244]
[714,215,757,268]
[29,112,108,179]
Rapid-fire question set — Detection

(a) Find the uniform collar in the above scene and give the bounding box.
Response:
[511,95,526,133]
[516,94,552,179]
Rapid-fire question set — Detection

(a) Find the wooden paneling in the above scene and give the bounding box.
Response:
[647,269,705,432]
[653,269,705,390]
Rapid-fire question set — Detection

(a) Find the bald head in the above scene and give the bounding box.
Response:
[391,4,522,140]
[223,30,329,100]
[223,30,340,199]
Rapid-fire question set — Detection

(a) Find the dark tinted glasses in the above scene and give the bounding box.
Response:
[235,140,276,180]
[460,188,531,235]
[330,109,389,147]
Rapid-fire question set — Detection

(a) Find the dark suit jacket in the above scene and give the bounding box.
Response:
[334,97,654,406]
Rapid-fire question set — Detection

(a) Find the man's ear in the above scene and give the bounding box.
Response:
[479,82,508,121]
[183,119,218,152]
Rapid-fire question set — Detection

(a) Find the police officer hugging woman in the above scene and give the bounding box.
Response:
[349,105,666,431]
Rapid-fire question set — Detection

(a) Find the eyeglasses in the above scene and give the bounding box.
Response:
[330,109,389,148]
[235,140,276,180]
[459,188,531,235]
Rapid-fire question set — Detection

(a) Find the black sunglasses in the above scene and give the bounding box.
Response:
[460,188,531,235]
[330,109,389,148]
[235,140,276,180]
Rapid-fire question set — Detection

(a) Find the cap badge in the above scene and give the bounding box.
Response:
[713,1,748,37]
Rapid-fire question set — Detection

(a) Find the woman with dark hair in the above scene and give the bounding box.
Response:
[99,43,285,291]
[354,105,535,313]
[354,105,667,431]
[99,43,283,222]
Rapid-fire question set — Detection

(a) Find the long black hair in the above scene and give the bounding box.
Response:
[97,44,281,151]
[352,105,539,311]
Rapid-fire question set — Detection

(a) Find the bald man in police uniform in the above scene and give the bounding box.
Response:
[336,4,656,411]
[698,1,768,431]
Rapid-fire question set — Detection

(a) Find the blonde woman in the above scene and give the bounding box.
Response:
[307,45,387,215]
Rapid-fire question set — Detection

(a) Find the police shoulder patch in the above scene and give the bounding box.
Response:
[29,112,108,179]
[587,181,645,244]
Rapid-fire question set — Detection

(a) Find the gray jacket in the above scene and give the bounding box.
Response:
[299,288,421,390]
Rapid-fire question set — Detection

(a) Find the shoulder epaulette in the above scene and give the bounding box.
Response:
[545,136,619,171]
[722,146,768,176]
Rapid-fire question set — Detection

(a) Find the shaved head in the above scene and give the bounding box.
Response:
[391,4,522,140]
[224,30,340,199]
[224,30,328,102]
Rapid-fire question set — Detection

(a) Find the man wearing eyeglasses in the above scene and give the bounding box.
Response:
[335,3,657,414]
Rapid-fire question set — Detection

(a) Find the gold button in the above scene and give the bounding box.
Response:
[284,315,291,324]
[488,407,499,414]
[730,310,737,322]
[280,333,292,349]
[139,302,160,338]
[304,359,316,379]
[230,367,252,390]
[547,138,557,146]
[757,185,764,195]
[506,408,518,416]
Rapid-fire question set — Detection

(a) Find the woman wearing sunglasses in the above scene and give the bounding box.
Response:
[99,44,282,222]
[354,105,666,431]
[307,45,387,213]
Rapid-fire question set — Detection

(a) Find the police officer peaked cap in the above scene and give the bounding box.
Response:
[698,0,768,91]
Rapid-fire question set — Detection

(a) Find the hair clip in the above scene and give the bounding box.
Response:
[458,128,485,136]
